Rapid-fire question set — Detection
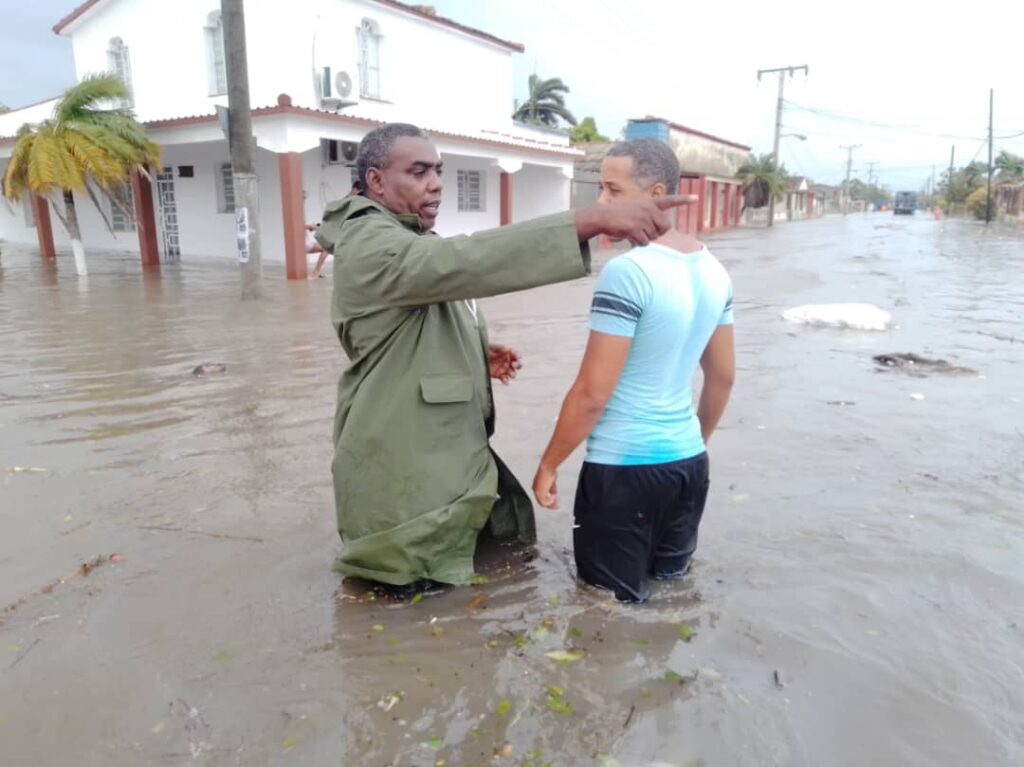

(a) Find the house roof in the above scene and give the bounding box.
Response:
[52,0,525,52]
[630,117,751,152]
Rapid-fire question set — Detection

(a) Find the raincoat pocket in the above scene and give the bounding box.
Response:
[419,374,473,404]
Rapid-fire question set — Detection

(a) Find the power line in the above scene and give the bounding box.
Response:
[784,100,986,141]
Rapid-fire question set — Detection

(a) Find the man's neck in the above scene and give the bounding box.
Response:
[655,229,703,254]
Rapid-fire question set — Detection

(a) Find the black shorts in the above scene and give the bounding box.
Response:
[572,453,710,603]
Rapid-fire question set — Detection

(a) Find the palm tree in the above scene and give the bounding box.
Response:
[736,153,789,210]
[960,161,987,192]
[2,74,160,276]
[995,150,1024,183]
[512,74,577,128]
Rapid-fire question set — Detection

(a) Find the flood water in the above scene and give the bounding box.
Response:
[1,214,1022,767]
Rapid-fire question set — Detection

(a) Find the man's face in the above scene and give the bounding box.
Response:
[597,155,664,205]
[365,136,443,230]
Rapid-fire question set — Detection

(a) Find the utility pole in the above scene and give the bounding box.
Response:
[930,166,936,199]
[986,88,994,224]
[757,64,809,227]
[865,161,878,187]
[223,0,262,299]
[946,145,955,216]
[840,144,861,215]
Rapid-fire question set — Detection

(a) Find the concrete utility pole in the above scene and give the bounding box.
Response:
[757,64,808,227]
[222,0,262,299]
[840,144,861,215]
[946,145,955,216]
[986,88,994,224]
[865,161,878,187]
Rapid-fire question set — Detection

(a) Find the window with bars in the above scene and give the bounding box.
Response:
[357,19,381,99]
[107,37,133,107]
[457,170,485,212]
[205,12,227,96]
[217,163,235,213]
[110,183,135,231]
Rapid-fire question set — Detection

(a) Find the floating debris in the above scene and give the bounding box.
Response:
[873,353,975,377]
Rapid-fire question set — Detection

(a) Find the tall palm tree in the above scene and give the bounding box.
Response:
[736,153,789,210]
[960,160,987,191]
[512,74,577,128]
[2,74,160,276]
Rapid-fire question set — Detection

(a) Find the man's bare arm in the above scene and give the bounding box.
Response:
[697,325,735,443]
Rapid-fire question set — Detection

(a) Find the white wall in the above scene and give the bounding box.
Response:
[0,99,60,140]
[62,0,516,132]
[512,164,570,224]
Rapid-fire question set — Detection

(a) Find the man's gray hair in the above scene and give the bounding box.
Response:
[607,138,680,193]
[356,123,428,189]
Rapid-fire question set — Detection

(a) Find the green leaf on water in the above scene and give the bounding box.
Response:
[678,624,696,642]
[663,670,684,682]
[513,634,530,649]
[486,639,499,649]
[282,737,297,754]
[496,699,512,716]
[548,595,559,606]
[567,627,583,640]
[545,649,586,664]
[427,735,442,750]
[545,696,574,715]
[597,756,624,767]
[372,624,385,633]
[468,574,489,585]
[546,685,564,697]
[532,626,550,640]
[212,650,234,663]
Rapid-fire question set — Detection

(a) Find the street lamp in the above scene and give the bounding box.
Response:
[780,133,807,141]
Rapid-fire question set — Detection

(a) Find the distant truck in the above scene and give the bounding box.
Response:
[894,191,917,215]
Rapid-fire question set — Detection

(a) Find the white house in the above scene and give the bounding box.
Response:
[0,0,580,277]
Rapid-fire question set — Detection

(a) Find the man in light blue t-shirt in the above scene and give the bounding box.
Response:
[533,139,736,603]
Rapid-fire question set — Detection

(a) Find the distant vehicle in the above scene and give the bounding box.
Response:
[894,191,917,215]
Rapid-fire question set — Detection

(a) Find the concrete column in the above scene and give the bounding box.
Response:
[696,176,708,234]
[278,151,307,280]
[723,184,733,228]
[130,169,161,269]
[31,195,56,259]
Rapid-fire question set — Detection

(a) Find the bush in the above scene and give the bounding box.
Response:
[965,186,994,220]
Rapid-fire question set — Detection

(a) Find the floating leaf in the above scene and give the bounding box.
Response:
[547,685,565,697]
[567,627,583,640]
[427,735,442,750]
[372,624,385,633]
[548,595,559,606]
[533,626,550,640]
[496,700,512,716]
[282,737,297,754]
[211,649,234,663]
[663,670,684,682]
[410,593,424,605]
[597,756,624,767]
[431,626,444,638]
[545,696,574,715]
[513,634,530,649]
[677,624,696,642]
[486,639,499,649]
[468,574,489,585]
[435,761,446,767]
[545,649,586,664]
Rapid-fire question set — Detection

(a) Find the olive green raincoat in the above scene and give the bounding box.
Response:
[317,196,589,585]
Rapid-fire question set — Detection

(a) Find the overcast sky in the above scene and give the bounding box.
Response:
[5,0,1024,190]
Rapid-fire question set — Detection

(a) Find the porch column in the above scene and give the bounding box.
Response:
[31,195,56,259]
[806,191,814,219]
[500,172,513,226]
[734,185,743,224]
[723,184,733,228]
[130,169,161,269]
[709,181,719,229]
[696,176,708,234]
[278,151,307,280]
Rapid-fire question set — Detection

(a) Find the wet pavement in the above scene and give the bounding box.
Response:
[1,214,1022,767]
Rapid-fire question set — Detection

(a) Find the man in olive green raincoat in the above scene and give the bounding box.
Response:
[316,123,692,588]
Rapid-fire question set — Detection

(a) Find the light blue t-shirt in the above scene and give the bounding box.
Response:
[586,243,733,466]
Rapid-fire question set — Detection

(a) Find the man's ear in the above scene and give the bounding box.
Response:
[650,182,668,198]
[364,168,385,196]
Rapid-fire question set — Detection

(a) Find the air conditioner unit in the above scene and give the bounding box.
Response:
[319,66,357,110]
[324,139,359,165]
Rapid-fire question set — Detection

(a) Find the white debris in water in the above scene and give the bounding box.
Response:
[910,393,925,401]
[782,303,892,331]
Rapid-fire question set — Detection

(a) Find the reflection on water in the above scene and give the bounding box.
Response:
[1,218,1022,766]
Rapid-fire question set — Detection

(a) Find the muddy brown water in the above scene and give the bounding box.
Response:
[1,214,1022,766]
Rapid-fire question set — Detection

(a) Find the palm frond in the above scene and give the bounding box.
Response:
[55,73,129,123]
